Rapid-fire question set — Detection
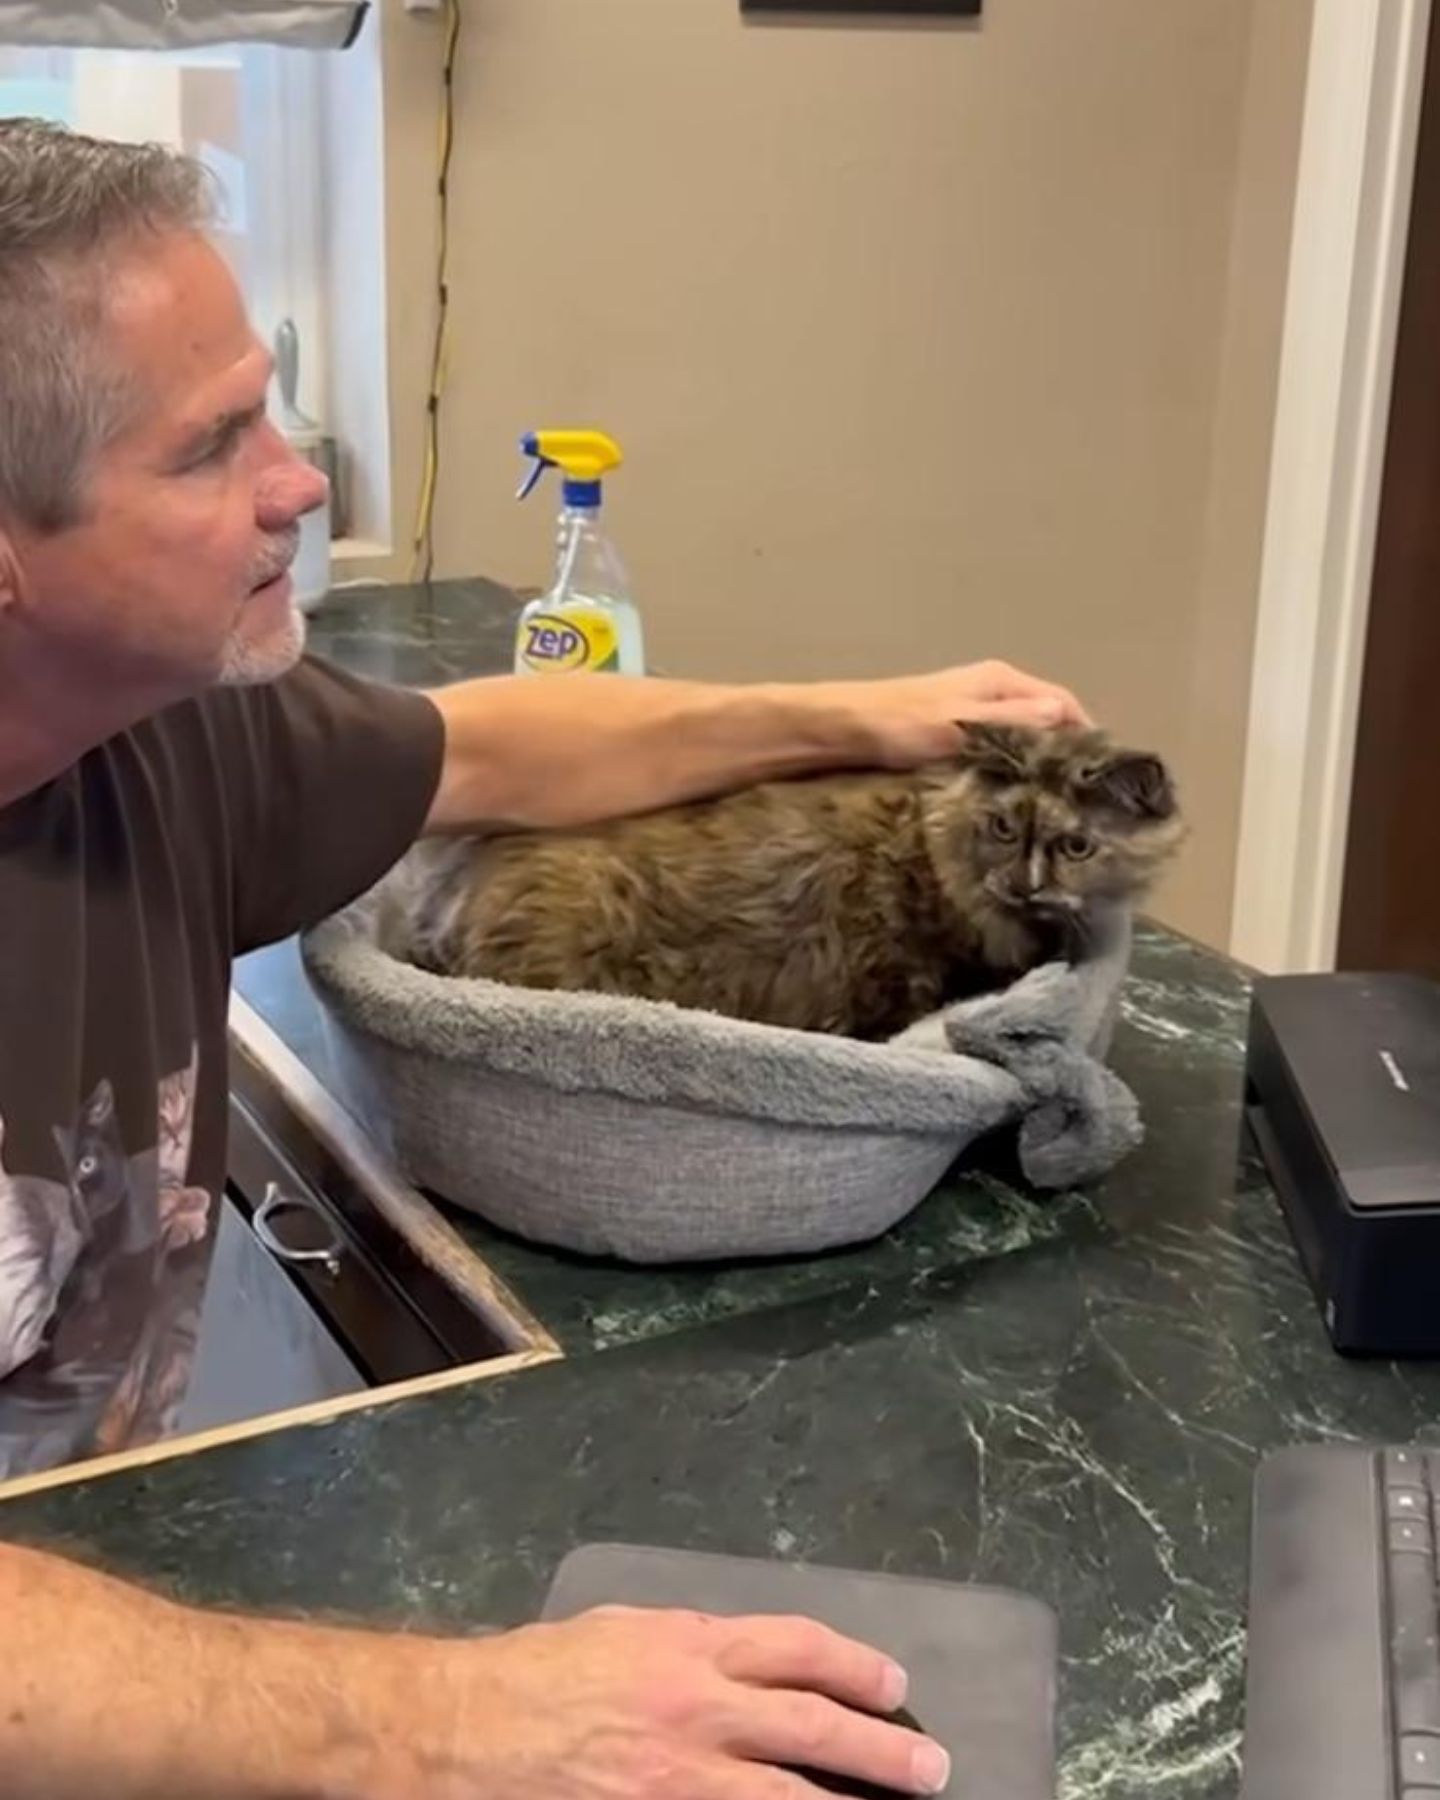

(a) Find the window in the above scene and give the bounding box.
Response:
[0,44,317,349]
[0,22,390,551]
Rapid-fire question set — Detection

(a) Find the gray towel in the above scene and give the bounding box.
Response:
[941,962,1142,1188]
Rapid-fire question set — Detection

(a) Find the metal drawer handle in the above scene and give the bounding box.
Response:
[253,1183,343,1278]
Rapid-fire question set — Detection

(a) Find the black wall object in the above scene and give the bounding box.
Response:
[742,0,979,13]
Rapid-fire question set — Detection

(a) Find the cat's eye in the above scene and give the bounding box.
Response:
[988,814,1019,843]
[1059,832,1095,861]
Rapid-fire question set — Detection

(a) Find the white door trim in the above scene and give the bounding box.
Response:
[1229,0,1432,972]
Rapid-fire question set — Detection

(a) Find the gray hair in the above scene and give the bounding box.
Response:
[0,118,213,532]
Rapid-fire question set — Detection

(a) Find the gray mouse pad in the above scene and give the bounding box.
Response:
[542,1543,1057,1800]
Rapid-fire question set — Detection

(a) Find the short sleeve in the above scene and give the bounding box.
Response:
[212,656,445,954]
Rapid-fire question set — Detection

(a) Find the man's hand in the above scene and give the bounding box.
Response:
[406,1605,951,1799]
[835,659,1090,769]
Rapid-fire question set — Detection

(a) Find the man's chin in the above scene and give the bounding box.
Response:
[217,601,307,688]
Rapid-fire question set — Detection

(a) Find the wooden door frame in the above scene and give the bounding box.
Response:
[1229,0,1432,973]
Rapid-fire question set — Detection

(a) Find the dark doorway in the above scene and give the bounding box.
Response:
[1337,1,1440,972]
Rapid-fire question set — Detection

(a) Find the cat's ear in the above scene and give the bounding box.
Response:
[1083,750,1177,820]
[81,1079,116,1127]
[957,723,1030,781]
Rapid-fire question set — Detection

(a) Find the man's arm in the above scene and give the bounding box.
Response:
[0,1541,950,1799]
[0,1541,425,1798]
[423,660,1086,833]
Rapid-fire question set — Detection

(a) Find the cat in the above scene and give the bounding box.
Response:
[382,724,1184,1042]
[0,1115,85,1384]
[0,1061,210,1475]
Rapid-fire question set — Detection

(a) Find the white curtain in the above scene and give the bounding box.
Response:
[0,1,367,50]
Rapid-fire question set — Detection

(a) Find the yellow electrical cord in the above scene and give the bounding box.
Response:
[410,0,461,583]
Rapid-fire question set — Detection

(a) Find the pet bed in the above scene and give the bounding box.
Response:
[299,899,1141,1264]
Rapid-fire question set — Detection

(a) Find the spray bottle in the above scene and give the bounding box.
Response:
[512,429,645,675]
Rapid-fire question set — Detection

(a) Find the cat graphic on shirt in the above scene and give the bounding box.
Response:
[0,1078,146,1398]
[0,1078,150,1472]
[0,1117,85,1383]
[93,1049,211,1450]
[0,1049,213,1476]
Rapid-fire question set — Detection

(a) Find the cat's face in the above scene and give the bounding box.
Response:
[925,724,1183,920]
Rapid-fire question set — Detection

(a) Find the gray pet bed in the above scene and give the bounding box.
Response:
[300,895,1141,1264]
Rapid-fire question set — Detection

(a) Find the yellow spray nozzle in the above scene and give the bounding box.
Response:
[519,429,624,496]
[532,429,622,478]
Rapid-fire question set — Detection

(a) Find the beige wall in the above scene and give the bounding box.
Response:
[361,0,1312,948]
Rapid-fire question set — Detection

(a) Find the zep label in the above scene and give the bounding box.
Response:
[518,608,619,673]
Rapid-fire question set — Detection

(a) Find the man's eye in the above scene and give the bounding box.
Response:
[181,408,265,472]
[188,433,239,469]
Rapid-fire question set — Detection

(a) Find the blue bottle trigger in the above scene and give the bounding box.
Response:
[516,453,552,502]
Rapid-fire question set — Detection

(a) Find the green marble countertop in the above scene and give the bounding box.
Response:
[8,579,1435,1799]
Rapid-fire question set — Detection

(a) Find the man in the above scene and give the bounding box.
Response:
[0,119,1086,1796]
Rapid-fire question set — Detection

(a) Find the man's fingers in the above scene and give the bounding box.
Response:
[713,1615,907,1714]
[610,1742,820,1800]
[1039,687,1090,726]
[1008,684,1089,726]
[720,1688,951,1796]
[956,694,1071,729]
[719,1766,831,1800]
[960,664,1090,726]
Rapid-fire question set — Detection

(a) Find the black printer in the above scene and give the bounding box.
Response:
[1244,971,1440,1356]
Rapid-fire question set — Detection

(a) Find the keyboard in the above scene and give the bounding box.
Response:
[1242,1443,1440,1799]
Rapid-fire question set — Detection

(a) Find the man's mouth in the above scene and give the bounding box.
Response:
[248,532,301,595]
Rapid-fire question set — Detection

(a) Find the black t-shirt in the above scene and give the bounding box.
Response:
[0,657,444,1480]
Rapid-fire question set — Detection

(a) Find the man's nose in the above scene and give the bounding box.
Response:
[255,450,329,533]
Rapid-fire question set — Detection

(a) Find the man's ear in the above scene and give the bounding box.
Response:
[0,530,23,618]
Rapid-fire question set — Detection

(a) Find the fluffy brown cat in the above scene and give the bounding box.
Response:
[382,725,1183,1041]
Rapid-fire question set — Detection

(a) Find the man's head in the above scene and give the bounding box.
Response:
[0,119,327,711]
